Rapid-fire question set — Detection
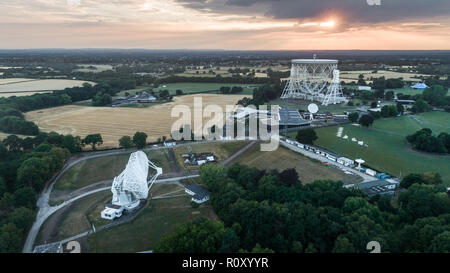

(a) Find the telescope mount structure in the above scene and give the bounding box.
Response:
[281,58,347,106]
[101,151,163,220]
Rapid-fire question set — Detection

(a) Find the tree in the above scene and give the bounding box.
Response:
[119,136,133,148]
[82,134,103,151]
[348,112,359,123]
[8,207,36,232]
[358,114,374,127]
[3,135,22,152]
[13,187,36,209]
[295,128,318,144]
[429,231,450,253]
[396,102,405,114]
[155,216,226,253]
[133,132,148,149]
[62,135,82,153]
[279,168,299,186]
[0,177,7,197]
[381,105,398,118]
[332,236,356,253]
[176,89,183,95]
[218,230,240,253]
[0,223,23,253]
[16,157,49,191]
[385,91,394,101]
[412,99,431,113]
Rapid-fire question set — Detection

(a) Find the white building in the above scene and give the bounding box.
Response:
[338,157,355,166]
[185,184,210,204]
[164,141,176,147]
[365,168,377,177]
[358,86,372,91]
[411,82,428,90]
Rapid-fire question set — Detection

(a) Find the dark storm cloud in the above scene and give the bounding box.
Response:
[176,0,450,23]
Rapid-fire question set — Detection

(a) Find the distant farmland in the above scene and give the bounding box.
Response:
[25,94,249,148]
[0,78,95,97]
[312,112,450,185]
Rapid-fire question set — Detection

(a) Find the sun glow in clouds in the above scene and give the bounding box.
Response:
[320,21,335,27]
[299,20,336,28]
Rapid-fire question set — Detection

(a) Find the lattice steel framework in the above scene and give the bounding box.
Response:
[111,151,163,210]
[281,58,347,106]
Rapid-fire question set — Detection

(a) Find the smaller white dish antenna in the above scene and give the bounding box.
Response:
[308,103,319,114]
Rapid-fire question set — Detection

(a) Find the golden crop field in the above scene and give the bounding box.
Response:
[25,94,249,148]
[0,78,95,95]
[340,70,430,83]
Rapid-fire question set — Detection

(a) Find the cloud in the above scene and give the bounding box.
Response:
[176,0,450,24]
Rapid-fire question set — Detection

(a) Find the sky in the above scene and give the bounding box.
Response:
[0,0,449,50]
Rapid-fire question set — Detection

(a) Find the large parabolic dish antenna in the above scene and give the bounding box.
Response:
[281,57,347,106]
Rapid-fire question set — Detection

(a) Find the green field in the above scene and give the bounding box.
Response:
[390,87,424,96]
[313,112,450,185]
[55,150,172,191]
[154,82,259,95]
[235,145,362,184]
[87,195,217,253]
[174,141,249,169]
[36,190,111,244]
[268,98,363,114]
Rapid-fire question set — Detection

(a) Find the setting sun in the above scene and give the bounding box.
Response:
[320,20,335,28]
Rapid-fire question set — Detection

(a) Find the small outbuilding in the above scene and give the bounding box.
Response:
[185,184,210,204]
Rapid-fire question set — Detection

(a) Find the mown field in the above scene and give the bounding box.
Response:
[173,141,249,169]
[37,183,184,245]
[87,194,217,253]
[25,94,249,148]
[0,78,95,96]
[235,145,362,185]
[340,70,429,83]
[55,149,172,191]
[153,82,259,95]
[313,112,450,185]
[389,87,424,96]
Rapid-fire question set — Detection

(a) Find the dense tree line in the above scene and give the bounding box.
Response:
[0,79,137,135]
[406,128,450,154]
[156,164,450,253]
[380,105,399,118]
[219,86,244,94]
[0,133,76,252]
[236,84,284,107]
[0,130,107,252]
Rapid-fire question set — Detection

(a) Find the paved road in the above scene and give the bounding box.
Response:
[279,139,374,182]
[36,190,191,250]
[23,139,240,253]
[23,174,199,253]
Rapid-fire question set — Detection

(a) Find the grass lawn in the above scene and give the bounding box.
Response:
[235,145,362,185]
[313,112,450,185]
[153,82,258,95]
[87,184,184,229]
[55,149,172,191]
[87,195,217,253]
[173,141,249,170]
[390,87,424,96]
[38,190,111,243]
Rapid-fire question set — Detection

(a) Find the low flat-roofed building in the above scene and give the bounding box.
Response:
[33,242,63,253]
[338,157,355,166]
[356,180,398,197]
[278,109,311,128]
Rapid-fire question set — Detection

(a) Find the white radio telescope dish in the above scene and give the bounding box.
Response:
[308,103,319,114]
